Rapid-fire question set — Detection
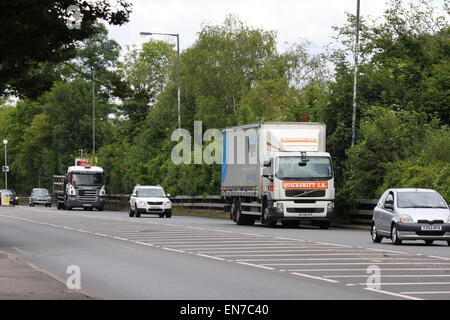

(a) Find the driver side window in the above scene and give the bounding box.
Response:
[384,192,394,208]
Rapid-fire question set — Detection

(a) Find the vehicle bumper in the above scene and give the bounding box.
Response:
[136,208,172,215]
[67,197,105,209]
[396,223,450,241]
[30,200,51,205]
[269,200,334,221]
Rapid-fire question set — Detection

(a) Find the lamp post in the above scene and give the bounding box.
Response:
[351,0,361,147]
[3,140,7,190]
[140,32,181,131]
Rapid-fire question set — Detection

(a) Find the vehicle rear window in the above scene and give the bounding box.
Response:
[397,192,447,209]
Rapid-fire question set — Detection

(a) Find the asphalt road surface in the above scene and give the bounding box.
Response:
[1,205,449,300]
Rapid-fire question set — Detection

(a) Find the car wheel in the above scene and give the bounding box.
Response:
[165,212,172,218]
[447,241,450,246]
[159,213,165,218]
[371,223,383,243]
[128,205,134,217]
[391,224,402,245]
[425,240,434,246]
[135,205,141,218]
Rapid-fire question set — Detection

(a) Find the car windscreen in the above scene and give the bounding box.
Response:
[397,192,448,209]
[71,173,104,186]
[137,188,166,197]
[276,157,332,180]
[33,189,49,195]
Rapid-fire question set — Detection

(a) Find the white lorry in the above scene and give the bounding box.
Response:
[221,122,335,228]
[53,158,106,211]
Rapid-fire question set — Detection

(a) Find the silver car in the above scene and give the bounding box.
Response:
[371,188,450,246]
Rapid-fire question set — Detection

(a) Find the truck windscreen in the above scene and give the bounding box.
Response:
[71,173,104,186]
[276,157,332,180]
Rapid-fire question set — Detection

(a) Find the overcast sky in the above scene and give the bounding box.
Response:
[107,0,392,53]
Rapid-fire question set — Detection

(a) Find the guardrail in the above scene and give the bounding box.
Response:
[17,195,377,225]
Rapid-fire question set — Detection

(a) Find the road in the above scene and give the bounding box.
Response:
[1,205,449,300]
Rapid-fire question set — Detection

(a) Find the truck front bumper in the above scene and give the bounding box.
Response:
[269,200,334,221]
[67,197,105,209]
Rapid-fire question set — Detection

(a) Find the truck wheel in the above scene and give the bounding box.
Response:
[318,221,330,230]
[282,220,299,228]
[235,200,254,226]
[97,206,103,212]
[263,208,276,228]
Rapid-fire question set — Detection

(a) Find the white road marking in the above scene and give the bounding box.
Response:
[261,262,450,266]
[291,272,339,284]
[162,247,186,253]
[238,257,429,262]
[195,254,225,261]
[287,268,450,272]
[364,288,422,300]
[356,282,450,286]
[237,262,275,270]
[429,256,450,261]
[12,247,31,256]
[400,291,450,295]
[324,274,450,278]
[216,253,409,258]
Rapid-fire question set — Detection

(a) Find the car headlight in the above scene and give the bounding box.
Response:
[399,214,414,223]
[447,215,450,224]
[138,201,146,207]
[164,201,172,208]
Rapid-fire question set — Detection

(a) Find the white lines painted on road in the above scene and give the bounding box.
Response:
[364,288,422,300]
[291,272,339,284]
[236,262,275,271]
[401,291,450,295]
[2,210,450,301]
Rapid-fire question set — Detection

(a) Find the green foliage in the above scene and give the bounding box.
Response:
[1,1,448,209]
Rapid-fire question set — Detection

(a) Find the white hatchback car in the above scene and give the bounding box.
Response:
[128,185,172,218]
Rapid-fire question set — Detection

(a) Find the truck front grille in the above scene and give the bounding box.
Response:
[286,208,324,213]
[285,189,326,197]
[77,190,97,203]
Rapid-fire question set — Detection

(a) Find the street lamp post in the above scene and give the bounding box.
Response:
[351,0,361,147]
[3,140,7,190]
[140,32,181,131]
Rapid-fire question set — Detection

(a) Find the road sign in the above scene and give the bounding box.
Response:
[2,166,9,173]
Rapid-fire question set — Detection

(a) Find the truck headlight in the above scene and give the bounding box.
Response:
[327,202,334,214]
[276,203,283,213]
[399,214,414,223]
[99,186,106,196]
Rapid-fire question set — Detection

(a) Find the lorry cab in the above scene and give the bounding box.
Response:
[263,151,335,228]
[54,165,106,211]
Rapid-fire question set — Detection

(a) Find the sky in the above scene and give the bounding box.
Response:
[107,0,392,53]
